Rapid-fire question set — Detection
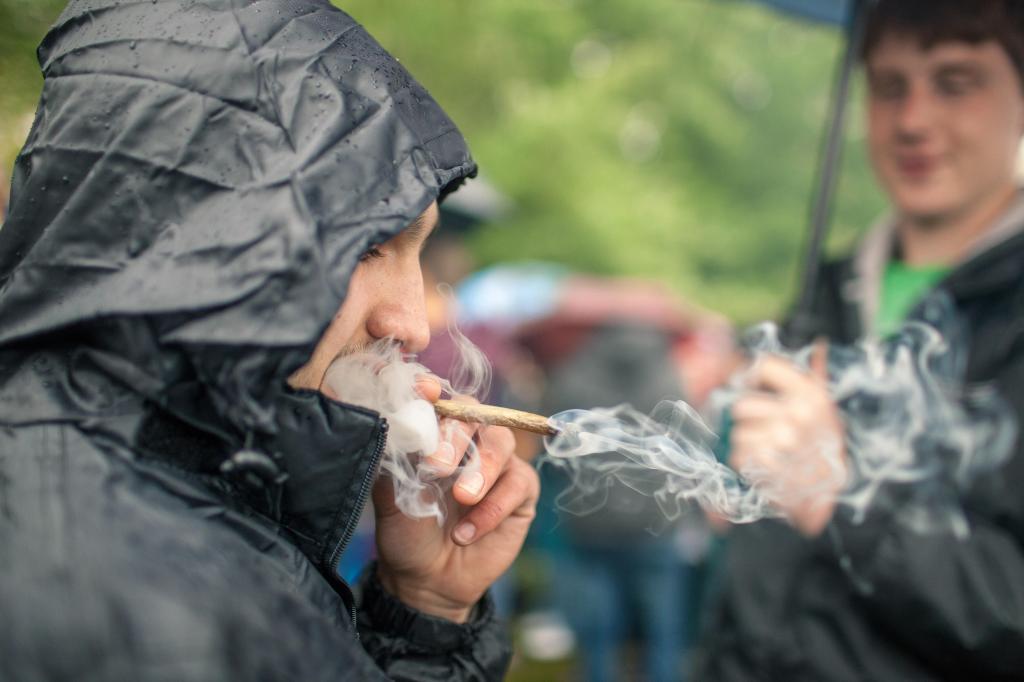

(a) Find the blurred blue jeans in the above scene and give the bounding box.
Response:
[555,540,688,682]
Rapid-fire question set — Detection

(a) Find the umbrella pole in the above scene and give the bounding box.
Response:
[788,0,871,345]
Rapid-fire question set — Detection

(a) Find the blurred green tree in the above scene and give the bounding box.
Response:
[0,0,885,322]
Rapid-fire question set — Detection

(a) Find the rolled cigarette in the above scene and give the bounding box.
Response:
[433,399,559,437]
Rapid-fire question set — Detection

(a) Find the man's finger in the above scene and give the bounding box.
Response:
[452,458,539,546]
[810,339,830,383]
[729,443,770,479]
[452,425,515,506]
[422,417,478,476]
[748,355,815,395]
[414,375,443,402]
[730,426,788,469]
[731,394,786,422]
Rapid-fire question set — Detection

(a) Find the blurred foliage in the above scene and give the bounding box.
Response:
[0,0,64,165]
[0,0,886,322]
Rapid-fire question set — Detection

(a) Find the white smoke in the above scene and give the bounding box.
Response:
[322,337,485,524]
[319,296,1015,538]
[543,317,1016,537]
[438,283,493,400]
[545,400,777,525]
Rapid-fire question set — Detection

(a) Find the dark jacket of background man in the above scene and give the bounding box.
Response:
[697,229,1024,681]
[696,0,1024,677]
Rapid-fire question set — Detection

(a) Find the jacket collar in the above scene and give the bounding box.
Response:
[848,190,1024,335]
[256,389,388,573]
[136,387,388,576]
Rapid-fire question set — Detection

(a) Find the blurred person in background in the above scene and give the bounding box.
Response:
[517,276,732,682]
[540,321,696,682]
[0,1,538,680]
[454,262,734,674]
[696,1,1024,679]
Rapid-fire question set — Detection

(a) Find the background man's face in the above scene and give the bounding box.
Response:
[289,202,438,395]
[866,35,1024,224]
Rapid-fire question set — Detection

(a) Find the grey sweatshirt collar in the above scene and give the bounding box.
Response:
[849,190,1024,336]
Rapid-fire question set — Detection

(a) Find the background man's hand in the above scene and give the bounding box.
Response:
[729,344,847,536]
[373,387,539,623]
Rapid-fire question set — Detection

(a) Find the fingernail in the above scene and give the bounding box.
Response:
[458,471,485,496]
[454,522,476,544]
[434,442,456,466]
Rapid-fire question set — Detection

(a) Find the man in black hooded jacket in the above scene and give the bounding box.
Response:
[696,1,1024,679]
[0,1,538,680]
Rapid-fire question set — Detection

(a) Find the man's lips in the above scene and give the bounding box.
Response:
[895,154,939,179]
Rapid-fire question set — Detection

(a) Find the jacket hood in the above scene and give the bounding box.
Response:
[0,0,476,438]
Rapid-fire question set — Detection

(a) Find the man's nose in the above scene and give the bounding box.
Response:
[367,285,431,354]
[894,84,935,139]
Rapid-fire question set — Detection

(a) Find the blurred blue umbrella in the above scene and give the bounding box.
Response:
[752,0,853,25]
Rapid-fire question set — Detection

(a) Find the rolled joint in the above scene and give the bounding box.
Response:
[433,399,559,436]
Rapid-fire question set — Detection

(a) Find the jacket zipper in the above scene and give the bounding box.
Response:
[328,419,388,631]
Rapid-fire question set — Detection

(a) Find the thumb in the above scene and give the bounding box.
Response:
[810,338,829,383]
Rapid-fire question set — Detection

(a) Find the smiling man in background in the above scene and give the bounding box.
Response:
[696,1,1024,679]
[0,1,537,680]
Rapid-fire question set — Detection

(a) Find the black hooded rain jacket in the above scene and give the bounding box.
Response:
[0,1,511,679]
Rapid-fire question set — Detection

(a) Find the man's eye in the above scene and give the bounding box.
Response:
[935,73,978,97]
[359,246,384,262]
[869,76,906,101]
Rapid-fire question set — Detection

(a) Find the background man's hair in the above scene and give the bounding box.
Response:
[863,0,1024,84]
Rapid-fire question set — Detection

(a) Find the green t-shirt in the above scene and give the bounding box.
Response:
[876,261,951,338]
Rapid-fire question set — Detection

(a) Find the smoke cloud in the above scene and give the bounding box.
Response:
[318,292,1014,538]
[543,316,1016,537]
[322,334,487,523]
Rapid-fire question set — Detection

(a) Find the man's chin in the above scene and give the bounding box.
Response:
[892,190,961,229]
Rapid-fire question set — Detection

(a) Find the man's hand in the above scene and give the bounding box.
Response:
[729,344,847,536]
[373,384,539,623]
